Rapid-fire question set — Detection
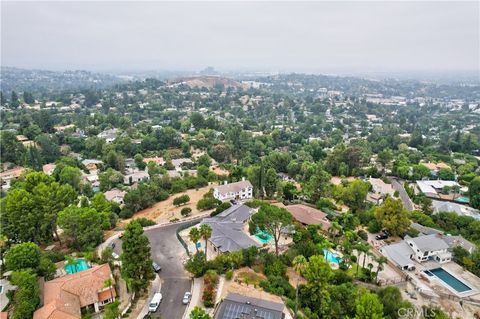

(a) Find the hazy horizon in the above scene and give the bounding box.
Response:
[1,1,479,75]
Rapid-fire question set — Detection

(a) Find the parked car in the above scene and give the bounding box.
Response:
[111,243,116,249]
[118,232,124,239]
[152,262,162,272]
[112,252,120,259]
[375,231,390,240]
[182,292,192,305]
[148,292,163,312]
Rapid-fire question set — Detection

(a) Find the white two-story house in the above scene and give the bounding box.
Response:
[213,179,253,202]
[405,234,451,264]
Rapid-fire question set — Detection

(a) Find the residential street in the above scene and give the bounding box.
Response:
[112,218,203,319]
[390,178,414,211]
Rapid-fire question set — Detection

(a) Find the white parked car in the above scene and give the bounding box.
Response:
[149,292,163,312]
[182,292,192,305]
[112,252,120,260]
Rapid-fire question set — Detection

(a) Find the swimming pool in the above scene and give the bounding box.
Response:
[65,259,90,274]
[424,268,472,293]
[254,229,273,244]
[323,249,342,264]
[455,196,470,204]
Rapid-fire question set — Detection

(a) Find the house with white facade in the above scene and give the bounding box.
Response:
[123,170,149,185]
[213,179,253,201]
[381,233,452,271]
[405,234,451,263]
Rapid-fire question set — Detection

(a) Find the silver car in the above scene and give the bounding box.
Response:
[182,292,192,305]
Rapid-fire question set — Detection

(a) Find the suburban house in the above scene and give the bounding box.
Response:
[81,159,103,172]
[366,177,395,205]
[380,234,452,271]
[431,200,480,219]
[213,179,253,201]
[16,134,35,147]
[0,166,25,191]
[104,188,126,205]
[42,163,56,176]
[422,162,451,176]
[416,180,462,199]
[97,128,118,143]
[282,204,331,232]
[405,234,451,263]
[123,170,149,185]
[171,158,193,171]
[200,204,261,254]
[215,293,285,319]
[33,264,116,319]
[143,156,165,166]
[411,223,477,254]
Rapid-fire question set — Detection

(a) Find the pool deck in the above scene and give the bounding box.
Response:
[413,261,480,299]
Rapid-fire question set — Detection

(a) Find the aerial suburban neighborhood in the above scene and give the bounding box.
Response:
[1,1,480,319]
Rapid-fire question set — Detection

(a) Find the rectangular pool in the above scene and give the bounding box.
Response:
[425,268,472,293]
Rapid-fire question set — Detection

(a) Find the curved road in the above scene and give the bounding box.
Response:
[111,217,202,319]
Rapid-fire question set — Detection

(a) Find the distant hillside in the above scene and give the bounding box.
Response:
[0,67,126,93]
[170,76,248,90]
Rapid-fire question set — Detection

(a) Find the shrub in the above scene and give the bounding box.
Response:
[136,218,156,227]
[244,199,265,208]
[181,207,192,217]
[119,208,134,219]
[173,194,190,206]
[210,202,231,217]
[367,219,382,233]
[225,270,233,280]
[357,230,368,241]
[44,250,65,263]
[197,197,220,211]
[203,270,219,308]
[259,275,295,299]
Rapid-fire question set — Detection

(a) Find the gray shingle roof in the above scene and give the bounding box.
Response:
[201,204,261,253]
[408,234,449,251]
[215,293,284,319]
[381,241,415,268]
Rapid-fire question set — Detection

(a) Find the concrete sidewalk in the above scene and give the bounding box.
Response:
[135,274,162,319]
[182,277,204,318]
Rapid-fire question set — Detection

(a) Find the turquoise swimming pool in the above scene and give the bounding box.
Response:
[255,229,273,244]
[323,249,342,264]
[424,268,472,293]
[455,196,470,204]
[65,259,90,274]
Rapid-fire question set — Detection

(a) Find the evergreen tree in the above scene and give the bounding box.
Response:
[121,220,155,292]
[355,292,384,319]
[11,91,20,108]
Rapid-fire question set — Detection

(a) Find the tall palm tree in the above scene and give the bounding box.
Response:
[374,256,387,282]
[328,221,343,246]
[292,255,307,319]
[103,278,115,302]
[189,227,201,253]
[199,224,212,259]
[362,249,371,270]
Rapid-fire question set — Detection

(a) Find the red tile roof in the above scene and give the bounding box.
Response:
[284,204,331,231]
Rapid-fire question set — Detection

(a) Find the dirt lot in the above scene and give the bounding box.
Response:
[117,184,213,228]
[220,268,283,303]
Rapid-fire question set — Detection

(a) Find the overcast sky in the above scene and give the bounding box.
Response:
[1,1,479,74]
